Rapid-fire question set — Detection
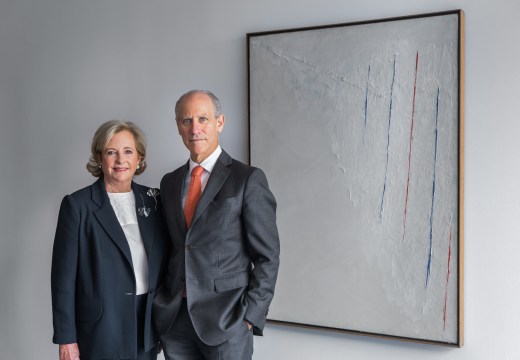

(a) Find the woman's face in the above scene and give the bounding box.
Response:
[100,130,141,192]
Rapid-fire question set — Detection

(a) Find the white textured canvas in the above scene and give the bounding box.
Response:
[249,11,462,345]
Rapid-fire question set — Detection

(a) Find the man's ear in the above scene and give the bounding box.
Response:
[217,115,225,133]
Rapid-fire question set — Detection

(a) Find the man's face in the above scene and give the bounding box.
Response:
[176,93,225,163]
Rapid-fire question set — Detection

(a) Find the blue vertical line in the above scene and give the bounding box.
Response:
[379,56,397,221]
[426,87,440,288]
[363,65,371,145]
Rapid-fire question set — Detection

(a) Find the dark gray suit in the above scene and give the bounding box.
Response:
[153,150,280,350]
[51,178,169,359]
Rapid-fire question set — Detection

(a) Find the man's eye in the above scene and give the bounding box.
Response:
[181,119,192,126]
[199,117,208,122]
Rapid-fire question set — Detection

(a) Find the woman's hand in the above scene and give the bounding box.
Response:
[59,343,80,360]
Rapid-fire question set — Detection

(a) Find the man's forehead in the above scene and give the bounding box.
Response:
[179,96,214,116]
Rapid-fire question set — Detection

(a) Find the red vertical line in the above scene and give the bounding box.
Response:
[443,226,453,332]
[402,51,419,240]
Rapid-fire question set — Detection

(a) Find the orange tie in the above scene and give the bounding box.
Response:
[184,165,204,229]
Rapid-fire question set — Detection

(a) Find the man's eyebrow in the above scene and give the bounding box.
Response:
[182,114,209,118]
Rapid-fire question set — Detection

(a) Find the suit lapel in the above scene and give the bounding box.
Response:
[191,151,231,227]
[133,182,156,256]
[92,178,133,268]
[172,163,189,233]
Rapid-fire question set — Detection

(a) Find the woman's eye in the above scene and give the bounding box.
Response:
[106,150,116,156]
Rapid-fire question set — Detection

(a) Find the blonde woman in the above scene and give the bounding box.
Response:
[51,120,169,360]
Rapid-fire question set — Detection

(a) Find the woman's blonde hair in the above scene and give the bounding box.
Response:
[86,120,147,177]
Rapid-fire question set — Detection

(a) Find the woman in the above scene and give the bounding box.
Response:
[51,120,169,360]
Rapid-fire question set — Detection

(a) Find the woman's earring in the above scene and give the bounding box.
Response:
[137,164,140,169]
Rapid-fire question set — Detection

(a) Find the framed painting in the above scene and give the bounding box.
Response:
[248,10,464,346]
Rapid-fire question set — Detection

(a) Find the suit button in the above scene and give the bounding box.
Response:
[149,288,155,294]
[185,245,192,252]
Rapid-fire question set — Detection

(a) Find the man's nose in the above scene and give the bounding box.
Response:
[191,121,201,133]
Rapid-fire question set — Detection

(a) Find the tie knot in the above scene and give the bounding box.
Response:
[192,166,204,177]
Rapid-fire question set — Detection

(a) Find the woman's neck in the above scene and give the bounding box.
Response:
[104,179,132,193]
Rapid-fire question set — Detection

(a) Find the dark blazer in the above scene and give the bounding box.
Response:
[153,150,280,346]
[51,178,169,359]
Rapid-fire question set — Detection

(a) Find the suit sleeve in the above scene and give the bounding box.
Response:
[51,195,80,344]
[154,192,171,287]
[242,168,280,334]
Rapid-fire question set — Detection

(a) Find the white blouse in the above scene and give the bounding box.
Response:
[108,191,149,295]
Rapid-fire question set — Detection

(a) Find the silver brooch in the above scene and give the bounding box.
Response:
[138,193,151,217]
[138,206,151,217]
[147,188,159,210]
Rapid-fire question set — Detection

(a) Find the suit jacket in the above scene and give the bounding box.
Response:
[51,178,169,359]
[153,150,280,346]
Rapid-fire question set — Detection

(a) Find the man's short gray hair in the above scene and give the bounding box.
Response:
[175,90,222,120]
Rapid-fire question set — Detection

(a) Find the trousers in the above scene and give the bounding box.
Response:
[160,299,253,360]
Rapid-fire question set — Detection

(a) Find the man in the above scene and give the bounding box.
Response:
[153,90,280,360]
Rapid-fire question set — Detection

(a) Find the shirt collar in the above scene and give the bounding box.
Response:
[188,146,222,175]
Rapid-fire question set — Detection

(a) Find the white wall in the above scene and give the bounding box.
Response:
[1,0,520,359]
